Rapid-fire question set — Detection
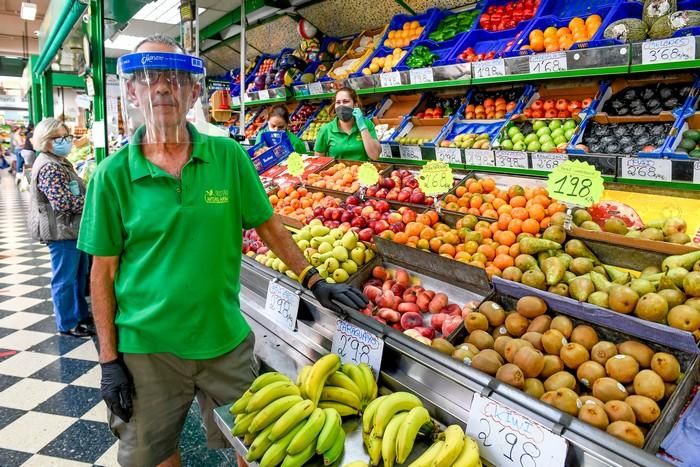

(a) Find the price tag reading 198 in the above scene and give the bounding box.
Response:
[330,320,384,378]
[529,52,567,74]
[465,149,495,167]
[264,281,300,331]
[642,36,695,65]
[473,59,506,79]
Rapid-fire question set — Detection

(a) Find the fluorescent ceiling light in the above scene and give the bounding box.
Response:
[133,0,206,24]
[20,2,37,21]
[105,34,146,51]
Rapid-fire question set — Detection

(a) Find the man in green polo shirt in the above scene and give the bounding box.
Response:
[78,35,366,467]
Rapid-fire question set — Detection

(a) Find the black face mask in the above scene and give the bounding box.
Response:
[336,105,354,122]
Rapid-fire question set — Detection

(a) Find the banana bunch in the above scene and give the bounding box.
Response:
[298,359,378,414]
[409,425,481,467]
[361,392,435,467]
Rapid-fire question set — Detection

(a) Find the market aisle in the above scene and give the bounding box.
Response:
[0,171,237,466]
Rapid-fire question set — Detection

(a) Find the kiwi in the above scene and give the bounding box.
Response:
[516,296,547,318]
[590,341,618,366]
[544,371,577,392]
[633,370,665,401]
[468,329,495,350]
[570,325,599,351]
[496,363,525,389]
[664,383,677,399]
[504,339,533,363]
[479,301,506,327]
[451,347,476,363]
[549,387,582,416]
[523,378,545,399]
[527,315,552,334]
[605,354,640,383]
[513,346,545,378]
[593,377,629,402]
[606,421,645,448]
[491,325,509,340]
[577,361,606,389]
[431,338,456,356]
[617,341,654,368]
[494,335,513,360]
[521,332,544,351]
[578,403,610,430]
[560,343,590,369]
[457,342,479,355]
[625,395,661,424]
[542,329,567,355]
[505,312,530,337]
[540,391,556,405]
[550,315,573,338]
[650,352,681,383]
[465,312,489,333]
[579,395,605,409]
[540,355,566,379]
[604,400,636,424]
[470,349,503,376]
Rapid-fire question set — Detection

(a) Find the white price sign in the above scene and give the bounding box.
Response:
[642,36,695,65]
[409,68,434,84]
[473,59,506,79]
[309,82,324,95]
[258,89,270,100]
[495,151,528,169]
[380,71,402,88]
[399,145,422,161]
[464,149,495,166]
[436,147,463,165]
[694,161,700,184]
[529,52,567,74]
[232,96,241,106]
[330,320,384,378]
[380,143,394,158]
[531,152,568,171]
[264,281,300,331]
[467,394,568,467]
[621,157,672,182]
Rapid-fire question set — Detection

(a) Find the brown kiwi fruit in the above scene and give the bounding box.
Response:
[606,421,645,448]
[527,315,552,334]
[431,338,456,356]
[491,325,510,340]
[521,331,544,351]
[625,395,661,424]
[549,387,582,416]
[593,377,628,402]
[579,395,605,409]
[604,400,636,424]
[540,355,566,379]
[505,312,530,337]
[544,371,577,392]
[605,354,640,383]
[664,383,677,399]
[496,363,525,389]
[504,339,533,363]
[523,378,545,399]
[578,403,609,430]
[540,391,556,405]
[633,370,665,401]
[451,347,476,362]
[513,346,545,378]
[617,341,654,368]
[576,361,607,389]
[590,341,618,366]
[650,352,681,383]
[464,312,489,333]
[457,342,479,354]
[468,330,495,350]
[560,342,590,369]
[516,296,547,318]
[494,336,513,360]
[625,383,636,396]
[570,325,599,350]
[470,349,503,376]
[479,301,506,327]
[550,315,573,338]
[541,329,567,355]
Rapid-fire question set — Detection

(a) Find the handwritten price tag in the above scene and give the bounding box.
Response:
[621,157,672,182]
[642,36,695,65]
[286,152,305,177]
[473,59,506,79]
[358,162,380,186]
[380,71,402,88]
[258,89,270,100]
[436,147,463,165]
[467,394,568,467]
[529,52,567,74]
[495,151,528,169]
[418,160,453,195]
[399,145,422,161]
[694,161,700,184]
[331,320,384,378]
[264,281,300,331]
[380,143,394,158]
[464,149,495,166]
[531,152,568,171]
[546,160,604,207]
[309,82,324,95]
[409,68,434,84]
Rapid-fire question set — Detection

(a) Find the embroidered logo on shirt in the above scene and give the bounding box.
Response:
[204,189,229,204]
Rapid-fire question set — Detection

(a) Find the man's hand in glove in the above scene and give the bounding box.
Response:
[100,358,134,422]
[352,107,368,132]
[311,279,368,314]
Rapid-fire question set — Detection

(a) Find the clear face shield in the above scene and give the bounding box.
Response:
[117,52,206,144]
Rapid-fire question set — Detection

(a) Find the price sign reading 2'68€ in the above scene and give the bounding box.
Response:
[331,320,384,378]
[546,160,604,207]
[417,160,453,196]
[358,162,380,187]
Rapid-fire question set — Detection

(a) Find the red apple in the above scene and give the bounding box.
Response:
[389,222,405,233]
[402,209,417,223]
[358,228,373,242]
[374,220,390,233]
[387,212,403,224]
[346,195,360,206]
[409,192,425,204]
[375,200,390,213]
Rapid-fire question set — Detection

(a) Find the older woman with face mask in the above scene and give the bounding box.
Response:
[29,118,93,338]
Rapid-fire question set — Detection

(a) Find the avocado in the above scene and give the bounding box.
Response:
[679,138,697,152]
[683,129,700,142]
[690,149,700,158]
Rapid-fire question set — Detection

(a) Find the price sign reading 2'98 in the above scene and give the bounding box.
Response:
[546,160,604,207]
[264,281,300,331]
[331,320,384,378]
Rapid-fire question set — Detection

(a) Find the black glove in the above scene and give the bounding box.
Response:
[100,359,134,423]
[311,279,368,314]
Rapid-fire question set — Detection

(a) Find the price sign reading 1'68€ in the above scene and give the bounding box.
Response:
[417,160,453,196]
[546,160,604,207]
[286,152,305,177]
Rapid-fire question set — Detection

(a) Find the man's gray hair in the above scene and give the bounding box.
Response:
[134,34,185,53]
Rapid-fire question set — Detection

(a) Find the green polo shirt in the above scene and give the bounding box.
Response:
[77,124,273,359]
[255,128,307,154]
[313,117,377,161]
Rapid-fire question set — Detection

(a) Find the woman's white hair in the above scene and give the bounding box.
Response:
[32,118,69,154]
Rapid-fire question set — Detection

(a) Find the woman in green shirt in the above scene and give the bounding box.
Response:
[314,87,381,161]
[255,104,307,153]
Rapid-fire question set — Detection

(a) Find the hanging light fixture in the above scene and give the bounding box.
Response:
[20,2,37,21]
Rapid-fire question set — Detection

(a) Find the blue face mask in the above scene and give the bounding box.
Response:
[52,140,72,157]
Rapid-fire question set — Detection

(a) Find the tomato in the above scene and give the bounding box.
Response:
[490,13,502,24]
[555,99,568,111]
[479,14,491,28]
[530,99,544,111]
[567,101,581,112]
[543,99,555,111]
[557,110,570,118]
[582,98,593,108]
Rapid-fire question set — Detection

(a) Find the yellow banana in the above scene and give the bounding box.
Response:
[367,428,383,466]
[433,425,466,467]
[342,363,371,401]
[296,365,312,397]
[281,441,316,467]
[287,407,326,455]
[326,371,363,400]
[230,390,253,415]
[316,407,342,454]
[259,422,305,467]
[249,395,303,433]
[323,427,345,464]
[407,440,444,467]
[247,381,301,412]
[381,411,408,467]
[358,363,378,402]
[243,432,255,446]
[451,436,481,467]
[343,461,369,467]
[362,395,387,434]
[373,392,422,436]
[304,354,342,407]
[231,410,259,437]
[246,424,275,461]
[250,371,291,392]
[270,399,315,441]
[395,406,431,464]
[318,401,360,417]
[320,387,362,410]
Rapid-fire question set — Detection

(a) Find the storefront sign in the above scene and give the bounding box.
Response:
[409,68,434,84]
[531,152,568,171]
[529,52,567,74]
[308,82,324,95]
[435,147,463,165]
[418,160,453,195]
[331,320,384,378]
[379,71,402,88]
[546,160,604,207]
[464,149,495,167]
[642,36,695,65]
[473,59,506,79]
[264,281,299,331]
[621,157,672,182]
[399,145,422,161]
[467,394,568,467]
[495,151,528,169]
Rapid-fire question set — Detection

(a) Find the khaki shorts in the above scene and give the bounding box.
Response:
[109,333,258,467]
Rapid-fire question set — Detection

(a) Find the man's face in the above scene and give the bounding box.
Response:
[126,42,201,130]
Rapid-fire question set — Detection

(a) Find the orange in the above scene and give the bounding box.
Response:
[439,244,456,257]
[393,232,408,244]
[556,27,571,37]
[476,226,492,240]
[497,204,512,215]
[457,197,469,208]
[380,230,394,240]
[543,26,558,38]
[493,254,515,270]
[510,195,527,208]
[482,209,498,219]
[497,230,517,247]
[426,210,439,225]
[408,235,419,244]
[545,43,560,53]
[529,29,544,42]
[416,213,431,225]
[468,181,483,193]
[511,207,529,221]
[530,37,545,52]
[492,197,506,210]
[268,195,279,205]
[572,31,589,42]
[420,227,436,240]
[470,196,484,210]
[444,194,458,204]
[508,185,525,198]
[540,217,551,229]
[543,36,558,49]
[455,251,471,262]
[482,178,496,192]
[485,266,502,278]
[434,222,451,233]
[464,240,479,254]
[532,194,551,207]
[586,23,599,36]
[509,243,520,257]
[477,244,496,261]
[508,218,523,235]
[455,185,467,197]
[528,204,546,222]
[586,14,602,27]
[547,202,566,215]
[522,218,541,235]
[417,238,429,250]
[497,213,513,231]
[468,208,482,217]
[490,222,501,235]
[429,238,443,253]
[443,231,460,245]
[569,17,585,30]
[405,222,422,237]
[445,202,459,211]
[470,260,486,269]
[496,244,511,257]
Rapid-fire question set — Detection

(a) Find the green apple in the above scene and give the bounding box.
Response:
[553,135,568,146]
[501,139,514,150]
[563,119,577,130]
[513,141,526,151]
[564,128,575,140]
[512,133,525,143]
[548,119,562,131]
[539,134,553,144]
[533,120,547,131]
[527,141,541,152]
[551,128,564,139]
[541,141,556,152]
[536,127,551,138]
[524,133,539,144]
[507,126,521,138]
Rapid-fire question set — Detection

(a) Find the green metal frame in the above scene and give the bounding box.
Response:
[51,73,86,88]
[88,0,108,164]
[200,0,265,41]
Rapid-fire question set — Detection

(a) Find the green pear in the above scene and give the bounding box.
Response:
[324,257,340,273]
[318,242,333,254]
[350,247,365,265]
[342,260,358,275]
[332,246,348,262]
[310,225,330,237]
[364,249,375,263]
[297,239,310,250]
[310,253,323,267]
[329,228,344,240]
[333,268,349,283]
[341,231,358,250]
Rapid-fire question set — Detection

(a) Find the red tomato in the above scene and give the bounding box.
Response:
[555,99,568,111]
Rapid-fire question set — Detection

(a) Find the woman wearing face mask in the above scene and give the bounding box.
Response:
[255,104,307,153]
[314,87,381,161]
[28,118,93,338]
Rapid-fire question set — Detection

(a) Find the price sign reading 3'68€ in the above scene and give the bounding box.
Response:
[418,160,453,196]
[331,320,384,378]
[546,160,604,207]
[264,281,300,331]
[286,152,305,177]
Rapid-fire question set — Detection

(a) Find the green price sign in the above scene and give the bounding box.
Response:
[287,152,305,177]
[358,162,379,186]
[418,161,453,196]
[546,160,604,207]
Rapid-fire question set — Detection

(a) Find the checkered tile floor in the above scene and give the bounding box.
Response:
[0,171,236,466]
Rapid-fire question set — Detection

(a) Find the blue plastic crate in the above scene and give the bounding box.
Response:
[475,0,546,33]
[463,84,534,120]
[450,26,526,62]
[248,131,295,173]
[394,35,467,71]
[438,120,508,147]
[537,0,621,20]
[596,1,644,46]
[423,8,482,44]
[292,36,352,86]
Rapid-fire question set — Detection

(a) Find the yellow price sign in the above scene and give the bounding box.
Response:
[358,162,379,186]
[546,160,604,207]
[417,161,453,196]
[287,152,305,177]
